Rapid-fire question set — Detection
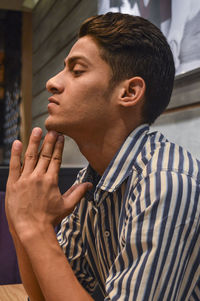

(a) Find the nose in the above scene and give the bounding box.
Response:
[46,72,64,94]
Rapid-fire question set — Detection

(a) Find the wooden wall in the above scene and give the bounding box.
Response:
[32,0,97,167]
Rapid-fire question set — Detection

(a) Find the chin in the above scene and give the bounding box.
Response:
[45,117,69,136]
[45,116,81,139]
[45,117,60,133]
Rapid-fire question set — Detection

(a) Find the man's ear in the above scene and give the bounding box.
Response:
[119,77,146,107]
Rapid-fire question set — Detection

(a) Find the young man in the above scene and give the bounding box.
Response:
[5,13,200,301]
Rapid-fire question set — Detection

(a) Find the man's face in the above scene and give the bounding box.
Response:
[45,35,117,139]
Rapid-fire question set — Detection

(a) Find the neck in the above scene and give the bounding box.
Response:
[73,125,134,176]
[67,107,143,175]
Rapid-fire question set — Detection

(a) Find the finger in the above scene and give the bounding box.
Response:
[35,131,58,173]
[47,135,64,176]
[62,184,80,198]
[63,182,93,198]
[22,128,42,175]
[8,140,23,182]
[63,183,93,214]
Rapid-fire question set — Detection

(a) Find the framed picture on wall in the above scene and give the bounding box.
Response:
[98,0,200,76]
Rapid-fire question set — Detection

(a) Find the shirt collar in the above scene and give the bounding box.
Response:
[83,124,149,197]
[97,124,150,192]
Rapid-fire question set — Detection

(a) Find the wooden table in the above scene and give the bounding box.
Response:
[0,284,28,301]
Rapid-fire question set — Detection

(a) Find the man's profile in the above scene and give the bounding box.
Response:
[5,12,200,301]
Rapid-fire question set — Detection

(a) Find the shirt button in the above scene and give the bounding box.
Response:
[105,230,110,237]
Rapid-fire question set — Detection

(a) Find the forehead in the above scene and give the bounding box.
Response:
[66,36,107,67]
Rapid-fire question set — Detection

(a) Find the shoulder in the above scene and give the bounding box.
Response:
[122,131,200,217]
[133,130,200,184]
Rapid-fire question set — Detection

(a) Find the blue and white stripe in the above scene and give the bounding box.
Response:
[57,124,200,300]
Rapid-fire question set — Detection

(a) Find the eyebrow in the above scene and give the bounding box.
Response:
[64,55,91,67]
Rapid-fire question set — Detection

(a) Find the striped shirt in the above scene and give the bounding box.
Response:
[57,124,200,300]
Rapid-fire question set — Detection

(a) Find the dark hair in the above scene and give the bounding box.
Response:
[79,12,175,124]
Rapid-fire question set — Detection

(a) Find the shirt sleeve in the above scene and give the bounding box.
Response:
[105,170,200,300]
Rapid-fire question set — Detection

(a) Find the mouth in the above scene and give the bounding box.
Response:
[48,97,59,105]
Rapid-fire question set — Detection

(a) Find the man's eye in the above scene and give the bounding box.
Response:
[72,69,84,76]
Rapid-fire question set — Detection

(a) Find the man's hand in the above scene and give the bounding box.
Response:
[5,127,92,238]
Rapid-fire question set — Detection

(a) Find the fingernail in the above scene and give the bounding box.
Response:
[49,131,58,138]
[13,140,21,150]
[57,135,64,143]
[33,127,42,137]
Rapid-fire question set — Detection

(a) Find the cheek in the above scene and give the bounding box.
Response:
[75,76,110,98]
[59,77,111,119]
[81,86,110,107]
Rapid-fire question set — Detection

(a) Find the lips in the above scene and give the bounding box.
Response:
[48,97,59,105]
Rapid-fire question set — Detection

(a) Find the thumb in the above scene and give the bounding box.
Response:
[63,182,93,214]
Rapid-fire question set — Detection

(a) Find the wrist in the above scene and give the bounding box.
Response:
[17,221,55,246]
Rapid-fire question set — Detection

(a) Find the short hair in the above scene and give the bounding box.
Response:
[79,12,175,125]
